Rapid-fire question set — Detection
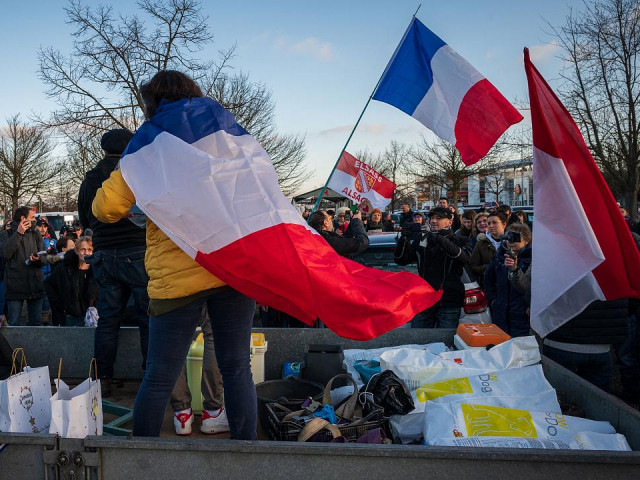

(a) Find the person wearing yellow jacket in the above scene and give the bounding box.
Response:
[92,70,257,440]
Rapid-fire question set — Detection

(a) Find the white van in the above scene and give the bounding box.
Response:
[35,212,78,233]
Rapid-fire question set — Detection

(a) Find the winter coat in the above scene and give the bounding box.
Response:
[92,167,225,300]
[0,226,46,300]
[484,245,532,337]
[367,220,383,232]
[545,299,628,345]
[78,153,147,252]
[398,210,414,227]
[404,229,471,308]
[321,218,369,257]
[44,250,99,325]
[469,233,499,287]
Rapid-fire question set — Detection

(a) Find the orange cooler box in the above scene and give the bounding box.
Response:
[454,323,511,350]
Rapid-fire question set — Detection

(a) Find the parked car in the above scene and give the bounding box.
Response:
[352,232,491,324]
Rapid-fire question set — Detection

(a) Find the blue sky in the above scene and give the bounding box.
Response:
[0,0,582,194]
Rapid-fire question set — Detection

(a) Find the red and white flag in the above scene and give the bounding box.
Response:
[524,49,640,337]
[327,152,396,209]
[118,97,442,341]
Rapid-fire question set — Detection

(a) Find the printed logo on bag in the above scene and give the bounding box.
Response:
[19,386,33,411]
[461,404,537,438]
[416,377,473,402]
[91,395,100,422]
[477,373,498,393]
[544,412,567,437]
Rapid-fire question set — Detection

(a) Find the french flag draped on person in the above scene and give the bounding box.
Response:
[117,97,442,340]
[326,151,396,209]
[524,49,640,337]
[372,18,523,166]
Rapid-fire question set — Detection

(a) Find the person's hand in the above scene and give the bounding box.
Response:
[504,254,518,271]
[352,211,362,220]
[17,219,29,235]
[29,253,40,263]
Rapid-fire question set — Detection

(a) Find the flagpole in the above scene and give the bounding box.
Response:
[310,12,418,213]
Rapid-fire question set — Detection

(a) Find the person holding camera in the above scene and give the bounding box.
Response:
[484,223,532,337]
[0,207,49,326]
[470,211,507,288]
[397,207,471,328]
[308,209,369,257]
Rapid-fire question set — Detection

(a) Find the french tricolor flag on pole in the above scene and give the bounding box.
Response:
[373,18,523,165]
[118,97,442,340]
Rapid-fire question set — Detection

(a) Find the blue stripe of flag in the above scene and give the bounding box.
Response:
[124,97,249,157]
[373,18,446,115]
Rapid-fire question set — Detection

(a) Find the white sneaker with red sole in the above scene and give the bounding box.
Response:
[200,407,230,434]
[173,408,194,435]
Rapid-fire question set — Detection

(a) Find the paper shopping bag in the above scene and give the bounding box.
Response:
[49,358,102,438]
[0,348,52,433]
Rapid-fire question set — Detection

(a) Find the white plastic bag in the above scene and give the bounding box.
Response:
[424,402,615,445]
[0,349,51,433]
[84,307,99,327]
[344,343,448,385]
[434,432,631,451]
[380,336,540,390]
[390,365,560,444]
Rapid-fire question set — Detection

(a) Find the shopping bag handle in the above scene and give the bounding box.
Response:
[297,418,341,442]
[56,357,63,390]
[89,358,98,382]
[10,348,27,376]
[322,374,360,420]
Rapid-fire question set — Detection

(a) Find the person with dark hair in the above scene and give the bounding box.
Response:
[438,197,449,208]
[45,236,98,327]
[399,206,471,328]
[383,212,395,232]
[507,211,527,227]
[0,207,48,325]
[456,210,476,238]
[78,127,149,397]
[92,70,256,440]
[309,209,369,256]
[398,203,414,227]
[497,204,511,218]
[470,211,507,288]
[484,222,532,337]
[36,218,56,325]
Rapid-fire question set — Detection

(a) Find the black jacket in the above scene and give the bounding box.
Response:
[398,210,414,227]
[320,218,369,257]
[44,250,99,325]
[484,245,532,337]
[0,227,46,300]
[78,154,146,251]
[545,299,628,345]
[405,228,471,308]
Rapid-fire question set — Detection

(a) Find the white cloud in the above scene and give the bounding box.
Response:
[317,123,384,136]
[529,41,560,63]
[274,36,334,62]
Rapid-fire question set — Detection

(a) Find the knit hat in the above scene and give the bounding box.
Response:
[101,129,134,154]
[372,208,382,215]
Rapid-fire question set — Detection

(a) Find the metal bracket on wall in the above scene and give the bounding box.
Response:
[43,437,100,480]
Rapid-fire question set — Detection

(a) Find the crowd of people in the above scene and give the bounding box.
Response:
[304,196,639,405]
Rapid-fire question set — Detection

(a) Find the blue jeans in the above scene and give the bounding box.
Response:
[132,286,256,439]
[543,345,613,392]
[7,298,43,326]
[89,247,150,379]
[411,306,460,328]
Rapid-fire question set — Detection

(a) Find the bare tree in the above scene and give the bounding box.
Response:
[0,115,60,213]
[39,0,310,193]
[64,129,104,189]
[410,137,501,205]
[554,0,640,218]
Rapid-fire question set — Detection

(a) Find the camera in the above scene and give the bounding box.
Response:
[507,231,522,243]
